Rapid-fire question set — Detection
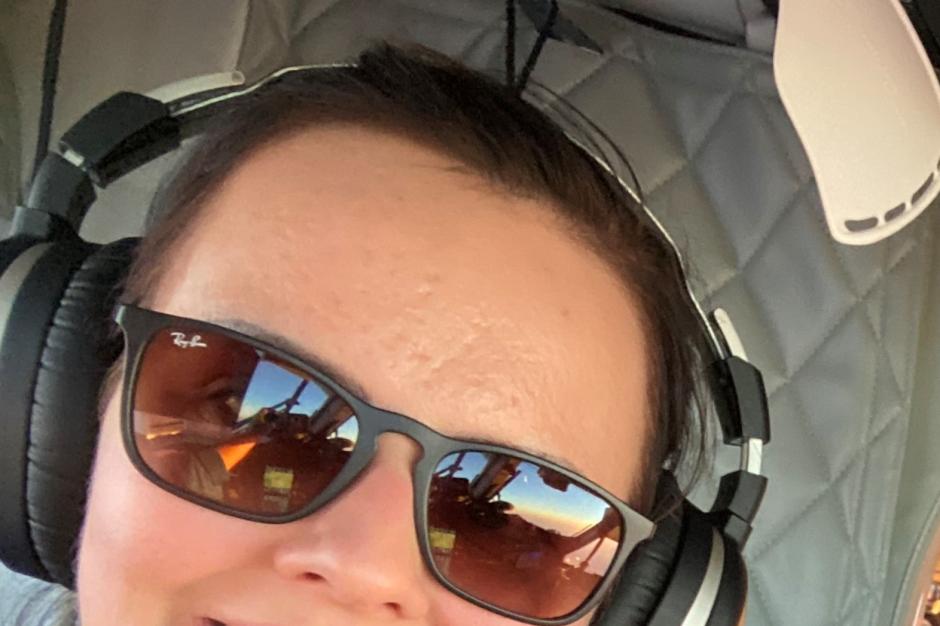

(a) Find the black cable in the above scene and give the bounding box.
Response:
[505,0,516,89]
[31,0,69,184]
[515,0,558,94]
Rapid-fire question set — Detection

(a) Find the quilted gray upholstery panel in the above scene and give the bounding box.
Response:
[2,2,938,625]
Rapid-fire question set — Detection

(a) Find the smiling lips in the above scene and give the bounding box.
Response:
[201,618,283,626]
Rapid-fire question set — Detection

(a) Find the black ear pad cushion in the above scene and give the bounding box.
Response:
[27,238,138,589]
[0,238,137,588]
[592,472,685,626]
[0,237,95,583]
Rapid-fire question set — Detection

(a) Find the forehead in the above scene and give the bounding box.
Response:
[151,126,651,500]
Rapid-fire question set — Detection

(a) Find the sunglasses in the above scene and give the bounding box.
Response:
[112,304,655,625]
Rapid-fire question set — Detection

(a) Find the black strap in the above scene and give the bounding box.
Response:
[505,0,516,88]
[59,92,180,187]
[517,0,602,53]
[504,0,601,93]
[30,0,69,186]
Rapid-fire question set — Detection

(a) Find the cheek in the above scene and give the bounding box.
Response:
[77,399,262,613]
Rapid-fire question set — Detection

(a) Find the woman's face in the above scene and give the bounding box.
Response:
[77,126,651,626]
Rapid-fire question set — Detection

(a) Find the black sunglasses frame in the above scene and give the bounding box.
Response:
[112,303,655,625]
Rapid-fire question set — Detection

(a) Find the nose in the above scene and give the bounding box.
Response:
[270,434,433,620]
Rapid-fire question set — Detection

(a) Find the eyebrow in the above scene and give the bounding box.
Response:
[211,317,586,478]
[210,317,374,404]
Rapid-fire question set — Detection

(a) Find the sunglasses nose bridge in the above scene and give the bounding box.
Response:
[362,407,439,460]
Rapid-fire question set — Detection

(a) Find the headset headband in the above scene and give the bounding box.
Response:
[15,63,770,550]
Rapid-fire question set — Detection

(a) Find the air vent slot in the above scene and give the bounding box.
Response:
[845,217,879,232]
[885,203,907,222]
[912,171,936,205]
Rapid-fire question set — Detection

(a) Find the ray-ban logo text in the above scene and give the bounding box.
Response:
[170,332,208,349]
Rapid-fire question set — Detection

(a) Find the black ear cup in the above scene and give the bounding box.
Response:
[593,472,685,626]
[644,507,745,626]
[0,237,137,588]
[594,472,747,626]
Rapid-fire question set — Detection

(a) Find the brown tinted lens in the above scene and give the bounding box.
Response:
[132,327,359,516]
[429,451,623,619]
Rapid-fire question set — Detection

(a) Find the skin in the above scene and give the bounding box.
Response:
[77,125,656,626]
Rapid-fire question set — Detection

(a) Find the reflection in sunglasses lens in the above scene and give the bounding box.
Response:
[133,328,359,516]
[429,451,623,619]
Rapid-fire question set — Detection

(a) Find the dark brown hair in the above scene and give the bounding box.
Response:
[122,42,710,513]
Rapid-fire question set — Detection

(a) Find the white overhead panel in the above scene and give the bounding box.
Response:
[774,0,940,246]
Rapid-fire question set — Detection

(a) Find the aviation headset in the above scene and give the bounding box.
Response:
[0,60,770,626]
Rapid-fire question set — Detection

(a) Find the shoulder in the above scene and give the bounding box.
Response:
[0,561,78,626]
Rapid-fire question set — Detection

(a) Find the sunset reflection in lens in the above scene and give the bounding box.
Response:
[428,451,623,619]
[133,328,359,515]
